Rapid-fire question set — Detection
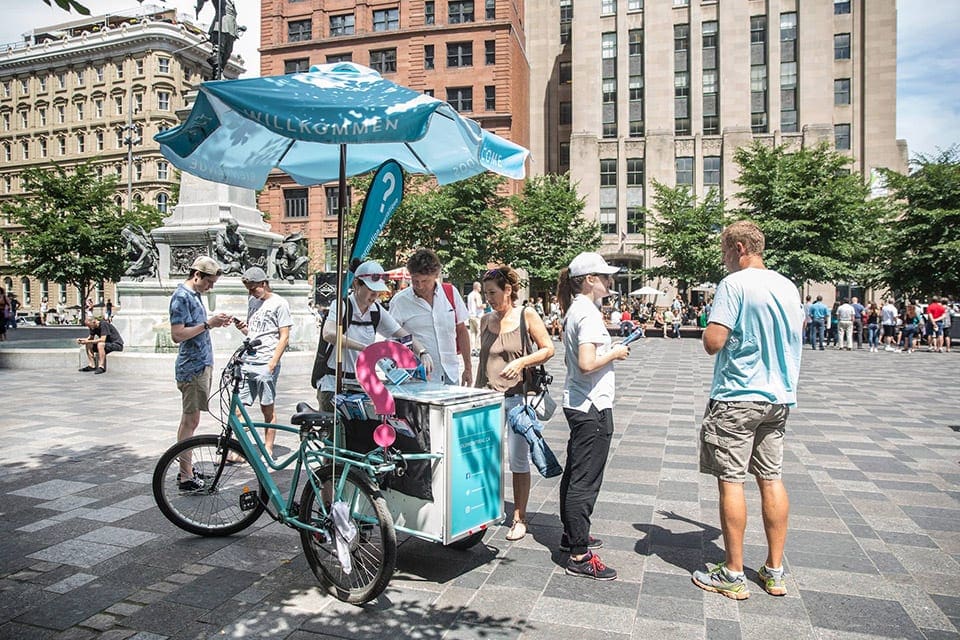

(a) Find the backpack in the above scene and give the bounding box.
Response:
[311,297,381,388]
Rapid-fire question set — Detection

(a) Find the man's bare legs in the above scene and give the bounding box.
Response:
[717,477,789,573]
[757,478,789,569]
[177,411,201,478]
[261,404,276,458]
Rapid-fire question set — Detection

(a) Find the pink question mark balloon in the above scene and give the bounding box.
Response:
[355,341,419,416]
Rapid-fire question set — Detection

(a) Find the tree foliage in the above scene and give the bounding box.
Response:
[42,0,89,15]
[352,173,508,285]
[879,147,960,298]
[1,162,164,305]
[500,173,601,293]
[734,142,889,287]
[638,181,728,299]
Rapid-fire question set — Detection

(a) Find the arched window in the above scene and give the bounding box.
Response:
[3,277,13,294]
[96,280,105,304]
[114,195,123,207]
[133,193,142,204]
[58,282,67,304]
[21,277,30,305]
[156,192,168,214]
[41,280,49,299]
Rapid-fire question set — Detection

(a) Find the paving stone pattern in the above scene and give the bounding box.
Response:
[0,339,958,639]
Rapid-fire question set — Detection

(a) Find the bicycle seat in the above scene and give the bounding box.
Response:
[291,403,335,429]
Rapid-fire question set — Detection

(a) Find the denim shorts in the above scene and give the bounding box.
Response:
[699,400,789,483]
[239,363,281,407]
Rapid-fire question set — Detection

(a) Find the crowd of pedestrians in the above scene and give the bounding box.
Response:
[803,294,955,353]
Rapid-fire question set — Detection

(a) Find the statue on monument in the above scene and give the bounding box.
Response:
[214,217,249,276]
[196,0,239,80]
[275,232,310,281]
[122,225,159,280]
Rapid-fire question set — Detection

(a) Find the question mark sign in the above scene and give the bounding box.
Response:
[355,341,419,416]
[378,172,396,214]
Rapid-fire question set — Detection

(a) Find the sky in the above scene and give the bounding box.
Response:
[3,0,959,160]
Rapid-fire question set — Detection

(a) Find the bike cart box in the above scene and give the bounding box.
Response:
[362,381,504,546]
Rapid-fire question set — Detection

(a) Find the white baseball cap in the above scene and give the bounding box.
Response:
[354,260,389,292]
[568,252,620,277]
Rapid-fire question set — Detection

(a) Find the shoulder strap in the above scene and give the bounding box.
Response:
[519,306,533,356]
[441,282,456,311]
[370,301,381,331]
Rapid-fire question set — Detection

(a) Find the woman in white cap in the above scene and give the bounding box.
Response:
[555,252,630,581]
[312,260,432,413]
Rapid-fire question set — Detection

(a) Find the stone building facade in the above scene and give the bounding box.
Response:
[0,7,238,320]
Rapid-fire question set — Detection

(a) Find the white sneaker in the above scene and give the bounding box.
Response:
[884,346,894,352]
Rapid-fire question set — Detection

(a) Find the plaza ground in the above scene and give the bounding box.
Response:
[0,335,958,639]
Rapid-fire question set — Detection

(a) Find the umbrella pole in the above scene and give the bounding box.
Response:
[332,144,348,478]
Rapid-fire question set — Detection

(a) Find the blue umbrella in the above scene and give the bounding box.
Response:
[155,62,528,190]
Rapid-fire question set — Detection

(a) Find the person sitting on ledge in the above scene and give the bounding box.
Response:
[77,317,124,374]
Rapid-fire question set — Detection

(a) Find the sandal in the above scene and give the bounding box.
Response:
[505,520,527,541]
[224,452,246,465]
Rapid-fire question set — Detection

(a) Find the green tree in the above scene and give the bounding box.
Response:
[1,162,164,309]
[734,142,889,287]
[500,173,601,293]
[638,181,728,299]
[355,173,509,285]
[41,0,89,14]
[879,147,960,298]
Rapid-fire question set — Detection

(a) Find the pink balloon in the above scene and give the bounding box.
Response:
[355,341,418,416]
[373,423,397,448]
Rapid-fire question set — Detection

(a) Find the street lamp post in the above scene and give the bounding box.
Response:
[122,92,141,211]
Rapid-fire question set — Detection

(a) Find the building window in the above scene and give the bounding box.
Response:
[325,186,350,214]
[2,113,8,131]
[285,58,310,74]
[835,123,851,150]
[834,33,851,59]
[370,49,397,73]
[327,53,352,63]
[135,162,143,181]
[330,14,355,36]
[424,45,435,70]
[599,208,617,235]
[156,192,168,214]
[373,8,399,32]
[135,59,144,75]
[750,15,767,133]
[559,101,572,125]
[423,89,434,97]
[674,24,690,135]
[20,111,29,128]
[114,63,123,81]
[37,107,46,126]
[560,0,572,44]
[627,158,644,186]
[157,91,171,111]
[447,87,473,112]
[703,156,721,187]
[22,277,31,305]
[627,207,645,234]
[602,32,617,138]
[76,133,84,153]
[485,40,496,65]
[38,76,46,92]
[2,80,10,97]
[77,70,86,87]
[601,0,616,16]
[95,99,103,118]
[96,131,104,151]
[676,156,693,186]
[835,78,851,105]
[58,104,66,123]
[702,21,719,135]
[323,238,339,272]
[781,13,798,133]
[288,19,312,42]
[486,0,496,19]
[114,96,123,115]
[628,0,643,9]
[21,140,29,160]
[158,57,171,73]
[157,160,169,180]
[57,72,66,88]
[449,1,475,24]
[134,93,143,113]
[39,137,48,158]
[76,102,84,121]
[95,66,104,82]
[600,159,617,186]
[425,1,435,24]
[284,188,309,218]
[115,129,124,148]
[447,42,473,67]
[834,0,851,15]
[485,85,496,110]
[559,61,572,84]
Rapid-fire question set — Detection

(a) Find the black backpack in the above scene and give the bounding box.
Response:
[311,297,381,388]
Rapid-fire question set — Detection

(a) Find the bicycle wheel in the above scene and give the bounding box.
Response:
[153,435,266,536]
[299,465,397,604]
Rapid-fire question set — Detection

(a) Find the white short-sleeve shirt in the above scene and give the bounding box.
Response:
[389,282,467,384]
[562,294,615,412]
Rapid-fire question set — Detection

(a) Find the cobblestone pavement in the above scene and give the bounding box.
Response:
[1,338,958,639]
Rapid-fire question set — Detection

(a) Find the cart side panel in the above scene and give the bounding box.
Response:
[446,401,504,541]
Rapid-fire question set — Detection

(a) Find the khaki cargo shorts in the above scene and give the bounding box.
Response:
[699,400,789,483]
[177,366,213,414]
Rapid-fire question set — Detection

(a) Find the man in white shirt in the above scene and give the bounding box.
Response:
[836,298,856,351]
[881,299,899,351]
[389,248,473,386]
[467,281,484,356]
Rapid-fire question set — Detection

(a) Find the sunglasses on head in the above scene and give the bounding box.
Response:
[483,267,504,279]
[360,273,385,282]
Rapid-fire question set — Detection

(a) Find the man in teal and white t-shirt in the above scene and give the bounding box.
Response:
[692,220,803,601]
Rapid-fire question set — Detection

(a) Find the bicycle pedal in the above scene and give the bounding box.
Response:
[239,490,259,511]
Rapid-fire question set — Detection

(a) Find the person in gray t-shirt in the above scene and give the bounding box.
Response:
[233,267,293,458]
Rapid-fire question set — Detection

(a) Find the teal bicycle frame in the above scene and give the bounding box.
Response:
[224,386,443,540]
